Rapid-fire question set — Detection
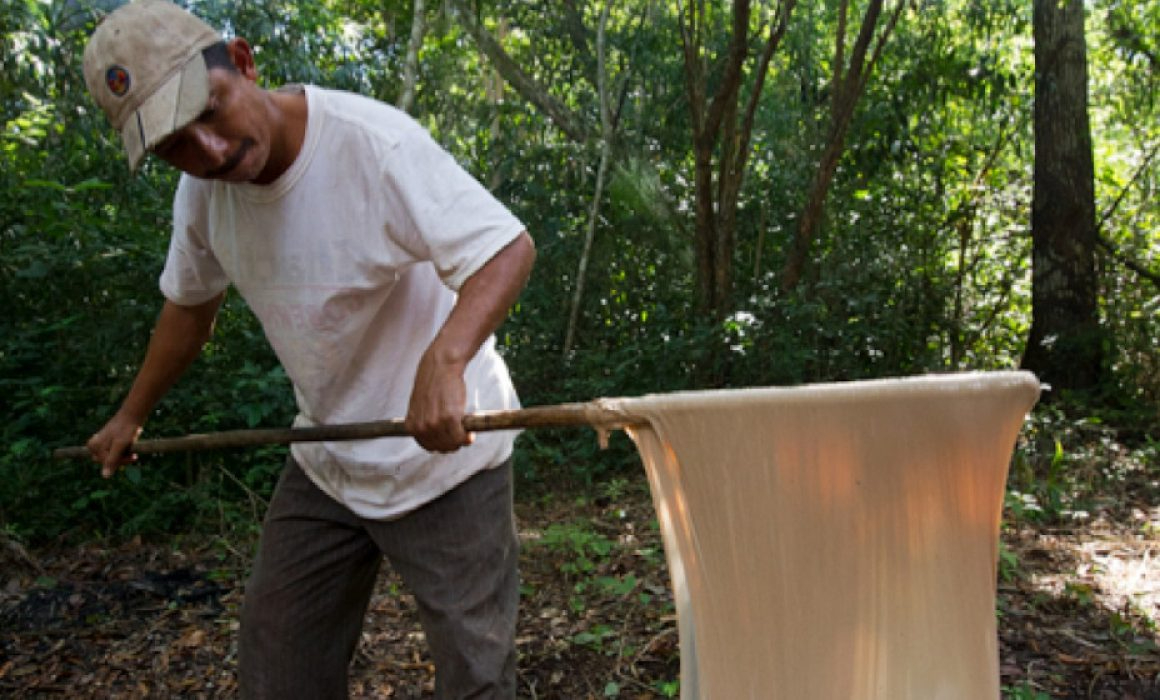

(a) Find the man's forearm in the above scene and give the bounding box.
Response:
[89,294,224,476]
[118,294,224,424]
[429,232,536,367]
[406,232,535,452]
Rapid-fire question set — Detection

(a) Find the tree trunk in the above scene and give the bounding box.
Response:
[448,0,589,142]
[1022,0,1103,393]
[680,0,795,320]
[781,0,903,292]
[692,135,719,317]
[782,131,845,290]
[564,2,615,359]
[396,0,426,113]
[485,18,508,191]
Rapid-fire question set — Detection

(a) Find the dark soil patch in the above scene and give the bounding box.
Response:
[1,475,1157,698]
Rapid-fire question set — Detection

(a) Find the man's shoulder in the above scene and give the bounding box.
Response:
[307,86,420,139]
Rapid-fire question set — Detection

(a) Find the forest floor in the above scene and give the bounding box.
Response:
[1,466,1157,699]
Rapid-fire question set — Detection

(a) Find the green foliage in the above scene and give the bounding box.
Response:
[1001,682,1052,700]
[1007,389,1158,531]
[1,0,1156,542]
[535,521,616,579]
[997,540,1021,583]
[0,1,293,542]
[1088,0,1160,405]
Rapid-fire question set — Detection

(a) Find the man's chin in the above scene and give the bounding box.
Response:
[220,169,257,183]
[206,142,260,182]
[212,159,260,184]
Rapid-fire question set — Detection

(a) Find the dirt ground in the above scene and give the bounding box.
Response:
[2,474,1157,699]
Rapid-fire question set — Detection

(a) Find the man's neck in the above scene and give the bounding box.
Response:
[252,87,308,185]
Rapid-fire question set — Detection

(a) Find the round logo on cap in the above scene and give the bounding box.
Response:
[105,66,131,97]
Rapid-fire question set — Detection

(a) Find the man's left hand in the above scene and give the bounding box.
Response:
[405,349,473,453]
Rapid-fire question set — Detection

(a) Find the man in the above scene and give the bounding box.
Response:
[81,2,535,698]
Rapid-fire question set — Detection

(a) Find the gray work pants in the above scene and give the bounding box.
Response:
[238,456,519,699]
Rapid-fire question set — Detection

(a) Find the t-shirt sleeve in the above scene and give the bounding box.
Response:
[159,177,231,305]
[378,128,526,290]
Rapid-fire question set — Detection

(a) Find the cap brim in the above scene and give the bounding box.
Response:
[118,55,210,171]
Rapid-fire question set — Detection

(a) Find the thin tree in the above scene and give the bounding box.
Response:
[1021,0,1103,392]
[564,1,618,357]
[780,0,904,291]
[678,0,796,320]
[396,0,426,113]
[449,0,589,142]
[448,0,641,359]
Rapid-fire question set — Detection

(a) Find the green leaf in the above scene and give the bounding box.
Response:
[21,179,67,191]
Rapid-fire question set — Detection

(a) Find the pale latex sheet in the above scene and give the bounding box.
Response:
[604,371,1041,699]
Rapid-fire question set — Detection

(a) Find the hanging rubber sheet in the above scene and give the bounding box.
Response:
[605,371,1041,699]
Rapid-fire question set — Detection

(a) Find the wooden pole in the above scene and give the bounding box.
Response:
[52,403,638,460]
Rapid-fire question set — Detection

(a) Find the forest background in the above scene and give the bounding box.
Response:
[0,0,1157,696]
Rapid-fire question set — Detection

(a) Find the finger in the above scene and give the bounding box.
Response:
[421,425,469,453]
[101,448,123,478]
[100,443,136,479]
[86,436,105,462]
[441,419,470,450]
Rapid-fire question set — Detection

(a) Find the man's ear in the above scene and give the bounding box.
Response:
[226,38,259,81]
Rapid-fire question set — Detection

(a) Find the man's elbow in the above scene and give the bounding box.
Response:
[188,294,225,348]
[514,231,536,282]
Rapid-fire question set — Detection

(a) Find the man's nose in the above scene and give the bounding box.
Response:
[187,124,230,166]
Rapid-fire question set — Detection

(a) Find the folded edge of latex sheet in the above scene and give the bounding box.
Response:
[607,371,1041,699]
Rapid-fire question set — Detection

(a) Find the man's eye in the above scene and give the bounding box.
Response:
[198,108,216,123]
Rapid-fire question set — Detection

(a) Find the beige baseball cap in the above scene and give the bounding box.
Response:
[83,1,221,170]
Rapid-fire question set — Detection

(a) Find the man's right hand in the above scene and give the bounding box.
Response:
[84,294,225,480]
[86,412,144,478]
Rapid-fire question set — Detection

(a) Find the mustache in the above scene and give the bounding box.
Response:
[205,138,255,179]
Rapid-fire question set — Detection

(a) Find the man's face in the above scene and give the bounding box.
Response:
[150,66,272,184]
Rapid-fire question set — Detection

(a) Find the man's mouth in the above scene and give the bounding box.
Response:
[206,139,254,179]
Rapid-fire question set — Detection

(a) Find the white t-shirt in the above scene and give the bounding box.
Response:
[160,85,526,519]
